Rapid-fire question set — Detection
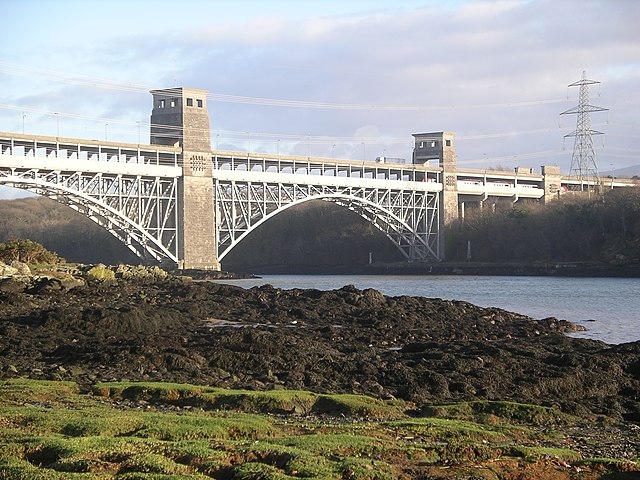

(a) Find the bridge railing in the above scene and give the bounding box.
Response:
[212,150,441,184]
[0,132,180,167]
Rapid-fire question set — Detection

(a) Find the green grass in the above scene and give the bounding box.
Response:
[94,382,405,418]
[0,379,81,407]
[419,400,572,426]
[0,380,636,479]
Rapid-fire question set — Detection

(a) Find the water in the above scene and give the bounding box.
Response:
[215,275,640,345]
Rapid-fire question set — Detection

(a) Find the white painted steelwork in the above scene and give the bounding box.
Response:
[2,132,635,267]
[212,153,442,261]
[0,133,181,263]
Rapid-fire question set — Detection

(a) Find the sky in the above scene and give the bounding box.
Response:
[1,0,639,200]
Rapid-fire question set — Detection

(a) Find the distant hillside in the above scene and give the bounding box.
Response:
[601,164,640,179]
[0,197,139,265]
[221,200,404,271]
[3,189,639,271]
[446,188,640,265]
[0,197,402,269]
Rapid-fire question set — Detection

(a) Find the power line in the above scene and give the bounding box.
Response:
[0,61,567,112]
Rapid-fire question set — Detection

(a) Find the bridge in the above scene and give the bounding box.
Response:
[1,87,635,270]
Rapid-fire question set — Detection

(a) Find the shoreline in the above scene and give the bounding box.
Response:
[226,261,640,278]
[1,270,639,477]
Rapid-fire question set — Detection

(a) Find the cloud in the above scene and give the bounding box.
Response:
[1,0,639,171]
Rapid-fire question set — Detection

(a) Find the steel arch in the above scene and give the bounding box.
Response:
[215,180,440,262]
[0,172,179,264]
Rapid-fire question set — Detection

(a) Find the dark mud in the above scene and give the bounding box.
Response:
[0,277,639,421]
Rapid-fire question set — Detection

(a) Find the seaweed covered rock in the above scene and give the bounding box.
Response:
[0,277,638,420]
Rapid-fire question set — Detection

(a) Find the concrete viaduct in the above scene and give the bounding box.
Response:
[0,87,634,270]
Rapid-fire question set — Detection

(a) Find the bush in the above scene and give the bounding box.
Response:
[0,239,63,265]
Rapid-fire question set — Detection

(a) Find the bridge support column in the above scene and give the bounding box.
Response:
[412,131,458,260]
[541,165,562,204]
[177,155,220,270]
[150,87,220,270]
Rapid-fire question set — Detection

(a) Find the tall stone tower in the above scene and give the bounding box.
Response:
[150,88,220,270]
[412,132,458,260]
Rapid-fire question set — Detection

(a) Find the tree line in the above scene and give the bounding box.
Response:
[0,189,638,269]
[446,188,640,265]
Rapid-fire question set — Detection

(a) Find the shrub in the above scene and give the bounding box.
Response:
[0,239,63,265]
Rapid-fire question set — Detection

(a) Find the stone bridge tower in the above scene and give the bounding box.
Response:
[150,87,220,270]
[413,131,458,260]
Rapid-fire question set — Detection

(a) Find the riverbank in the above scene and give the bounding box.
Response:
[1,269,638,477]
[1,273,638,420]
[229,260,640,277]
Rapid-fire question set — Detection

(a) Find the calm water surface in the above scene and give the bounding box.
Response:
[216,275,640,345]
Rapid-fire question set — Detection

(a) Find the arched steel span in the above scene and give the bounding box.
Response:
[0,172,179,264]
[214,180,440,262]
[0,132,443,267]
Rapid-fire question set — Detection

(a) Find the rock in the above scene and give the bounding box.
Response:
[10,261,31,276]
[58,275,86,290]
[0,277,28,293]
[86,264,116,281]
[0,278,637,419]
[28,277,64,293]
[116,264,169,281]
[0,261,19,277]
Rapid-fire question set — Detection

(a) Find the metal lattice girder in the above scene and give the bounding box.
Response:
[1,133,444,266]
[214,178,440,262]
[0,166,180,263]
[0,133,182,264]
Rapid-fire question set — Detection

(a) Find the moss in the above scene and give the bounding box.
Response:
[1,380,637,479]
[419,400,572,426]
[0,379,80,407]
[93,382,409,419]
[85,264,115,281]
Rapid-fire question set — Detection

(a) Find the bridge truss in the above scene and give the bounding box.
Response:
[0,133,443,266]
[213,154,442,262]
[0,134,182,264]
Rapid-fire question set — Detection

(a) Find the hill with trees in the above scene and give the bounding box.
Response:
[0,189,639,272]
[446,188,640,267]
[0,197,139,266]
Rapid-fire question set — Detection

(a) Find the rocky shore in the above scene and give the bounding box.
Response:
[0,264,639,423]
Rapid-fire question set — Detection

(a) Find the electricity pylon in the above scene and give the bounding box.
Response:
[560,70,607,191]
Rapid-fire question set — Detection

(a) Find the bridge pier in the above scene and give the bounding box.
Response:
[150,88,220,270]
[413,131,458,260]
[541,165,563,203]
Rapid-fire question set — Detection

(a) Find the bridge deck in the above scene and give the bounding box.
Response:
[0,132,180,167]
[212,151,442,191]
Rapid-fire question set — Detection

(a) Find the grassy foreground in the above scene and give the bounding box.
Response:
[0,379,637,479]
